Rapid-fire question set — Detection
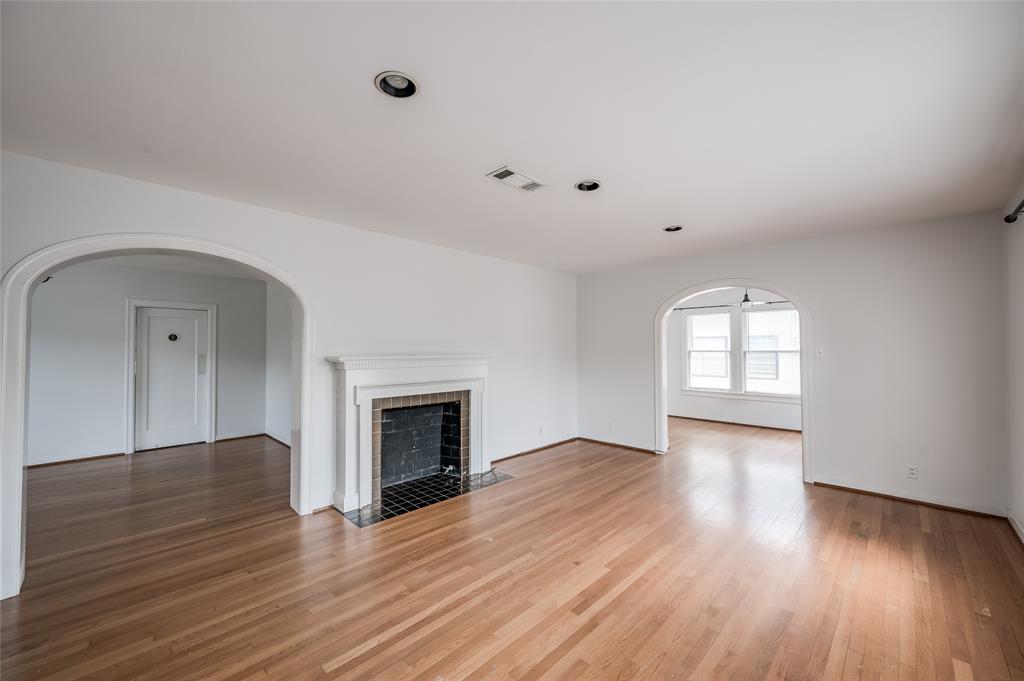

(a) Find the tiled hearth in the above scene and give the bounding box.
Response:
[341,469,513,527]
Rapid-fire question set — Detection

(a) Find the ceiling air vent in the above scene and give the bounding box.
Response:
[486,166,547,192]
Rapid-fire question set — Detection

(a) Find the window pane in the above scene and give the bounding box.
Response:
[745,309,799,351]
[746,351,778,380]
[691,351,729,377]
[745,309,800,395]
[688,313,731,390]
[747,334,777,351]
[689,352,731,389]
[692,336,728,351]
[690,313,730,350]
[746,352,800,395]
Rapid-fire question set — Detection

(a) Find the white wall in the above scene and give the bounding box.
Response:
[26,258,268,464]
[666,287,801,430]
[1008,220,1024,538]
[265,280,293,446]
[2,152,579,510]
[579,213,1009,515]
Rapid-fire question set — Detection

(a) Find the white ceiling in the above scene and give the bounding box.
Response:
[3,2,1023,273]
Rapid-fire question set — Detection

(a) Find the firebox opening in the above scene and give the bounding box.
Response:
[381,401,461,487]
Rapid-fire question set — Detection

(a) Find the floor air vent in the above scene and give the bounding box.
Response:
[486,166,547,192]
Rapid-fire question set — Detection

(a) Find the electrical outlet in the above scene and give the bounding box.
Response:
[538,425,544,436]
[906,464,919,480]
[608,422,615,432]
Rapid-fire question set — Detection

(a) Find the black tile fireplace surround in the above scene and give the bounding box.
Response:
[368,390,471,504]
[338,389,512,527]
[380,402,462,486]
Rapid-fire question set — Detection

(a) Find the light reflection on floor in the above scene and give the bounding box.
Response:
[668,417,810,558]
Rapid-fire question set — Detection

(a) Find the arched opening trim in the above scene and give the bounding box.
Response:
[653,278,814,482]
[1,233,316,599]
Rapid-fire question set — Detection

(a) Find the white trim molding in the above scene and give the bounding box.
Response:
[1010,515,1024,546]
[654,278,815,483]
[679,388,801,405]
[125,299,218,453]
[814,476,1008,518]
[328,355,493,512]
[326,355,495,371]
[1,233,316,600]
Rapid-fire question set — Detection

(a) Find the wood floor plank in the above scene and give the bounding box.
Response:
[2,421,1023,680]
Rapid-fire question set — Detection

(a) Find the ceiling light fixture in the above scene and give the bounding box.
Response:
[575,180,601,192]
[375,71,417,98]
[663,225,683,232]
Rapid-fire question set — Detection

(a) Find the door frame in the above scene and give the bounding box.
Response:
[125,299,217,454]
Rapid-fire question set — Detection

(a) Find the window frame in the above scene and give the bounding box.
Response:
[684,310,732,392]
[682,304,801,401]
[740,307,800,397]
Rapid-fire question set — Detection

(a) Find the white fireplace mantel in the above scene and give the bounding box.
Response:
[327,354,494,512]
[326,354,495,371]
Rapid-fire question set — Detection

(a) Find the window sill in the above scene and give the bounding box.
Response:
[681,389,800,405]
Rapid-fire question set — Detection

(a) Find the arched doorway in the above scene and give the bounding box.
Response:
[653,278,814,482]
[1,233,315,598]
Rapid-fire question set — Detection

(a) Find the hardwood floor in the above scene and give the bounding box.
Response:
[2,421,1023,680]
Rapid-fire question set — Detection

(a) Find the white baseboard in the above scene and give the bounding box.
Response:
[1010,515,1024,545]
[813,475,1006,517]
[215,431,265,441]
[0,563,25,601]
[491,437,580,462]
[263,430,291,447]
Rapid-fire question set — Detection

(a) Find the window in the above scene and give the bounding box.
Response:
[687,312,730,390]
[746,334,780,379]
[683,305,801,398]
[744,309,800,395]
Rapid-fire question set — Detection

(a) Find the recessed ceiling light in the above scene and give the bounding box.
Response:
[663,225,683,232]
[575,180,601,192]
[375,71,417,98]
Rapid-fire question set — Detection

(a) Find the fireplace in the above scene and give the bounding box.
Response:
[327,355,495,513]
[372,390,469,504]
[328,356,513,527]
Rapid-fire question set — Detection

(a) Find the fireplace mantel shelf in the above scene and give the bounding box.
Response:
[326,355,495,370]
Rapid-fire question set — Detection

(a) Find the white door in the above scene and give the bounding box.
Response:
[135,307,210,450]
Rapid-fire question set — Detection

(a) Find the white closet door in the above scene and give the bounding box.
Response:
[135,307,209,450]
